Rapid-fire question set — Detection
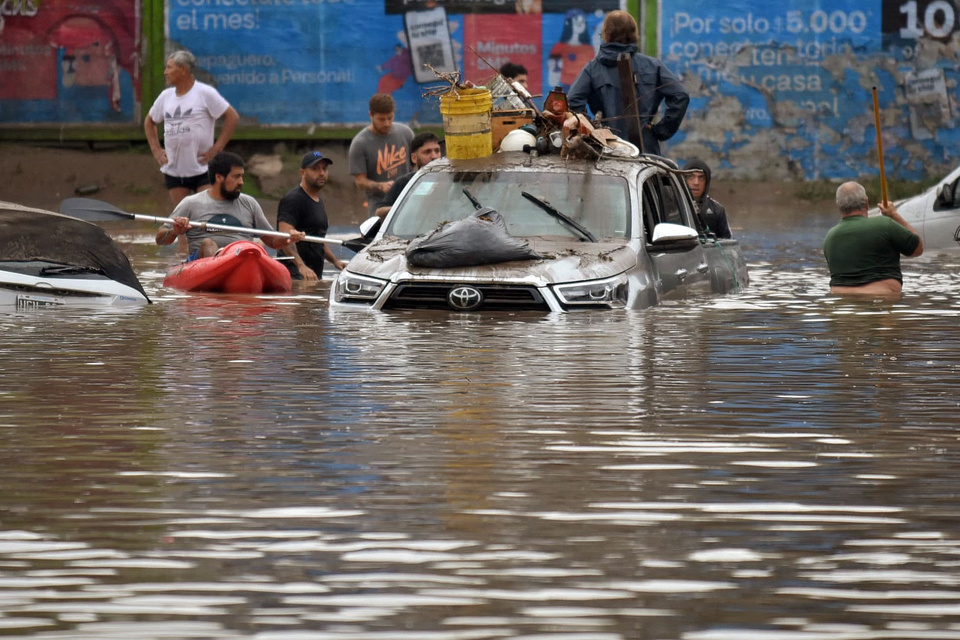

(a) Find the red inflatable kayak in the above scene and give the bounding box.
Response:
[163,241,292,294]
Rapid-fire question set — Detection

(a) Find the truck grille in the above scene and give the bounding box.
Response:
[384,282,550,311]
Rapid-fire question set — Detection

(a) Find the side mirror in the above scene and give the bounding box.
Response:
[359,216,382,239]
[652,222,698,243]
[935,184,948,208]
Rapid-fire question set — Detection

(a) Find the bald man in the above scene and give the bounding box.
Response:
[823,181,923,296]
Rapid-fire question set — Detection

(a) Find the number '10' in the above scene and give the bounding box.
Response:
[901,0,957,38]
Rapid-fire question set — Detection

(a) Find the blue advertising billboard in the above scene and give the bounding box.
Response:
[662,0,960,179]
[165,0,619,128]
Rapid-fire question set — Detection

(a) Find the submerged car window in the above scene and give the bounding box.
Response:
[385,171,630,240]
[659,176,685,225]
[936,177,960,210]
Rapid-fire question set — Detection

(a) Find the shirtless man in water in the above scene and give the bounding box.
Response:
[823,181,923,296]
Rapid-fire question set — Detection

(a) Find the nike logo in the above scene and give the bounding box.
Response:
[377,144,408,175]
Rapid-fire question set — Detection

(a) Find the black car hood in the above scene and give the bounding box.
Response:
[0,202,150,301]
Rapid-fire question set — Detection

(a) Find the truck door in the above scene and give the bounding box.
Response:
[641,171,711,299]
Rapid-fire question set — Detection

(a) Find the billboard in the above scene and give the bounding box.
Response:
[162,0,620,127]
[662,0,960,179]
[0,0,140,123]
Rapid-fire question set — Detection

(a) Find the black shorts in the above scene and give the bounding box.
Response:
[164,172,211,191]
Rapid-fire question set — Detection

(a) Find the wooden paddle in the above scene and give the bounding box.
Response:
[60,197,369,251]
[872,86,889,206]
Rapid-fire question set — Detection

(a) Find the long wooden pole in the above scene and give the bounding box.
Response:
[872,86,889,206]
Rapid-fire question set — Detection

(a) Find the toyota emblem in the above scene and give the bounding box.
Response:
[447,286,483,311]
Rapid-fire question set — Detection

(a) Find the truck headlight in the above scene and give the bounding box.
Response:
[334,272,387,303]
[554,275,627,308]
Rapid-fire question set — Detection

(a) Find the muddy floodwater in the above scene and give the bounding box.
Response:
[3,208,960,640]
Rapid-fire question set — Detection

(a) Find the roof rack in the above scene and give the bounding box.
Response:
[595,152,680,171]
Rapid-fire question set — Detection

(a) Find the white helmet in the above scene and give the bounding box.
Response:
[499,128,537,153]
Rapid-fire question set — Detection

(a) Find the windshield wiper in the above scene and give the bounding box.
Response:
[39,265,102,276]
[520,191,597,242]
[463,188,483,210]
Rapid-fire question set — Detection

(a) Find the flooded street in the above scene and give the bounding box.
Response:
[3,208,960,639]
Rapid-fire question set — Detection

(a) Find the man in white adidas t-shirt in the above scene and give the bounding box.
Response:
[144,50,240,216]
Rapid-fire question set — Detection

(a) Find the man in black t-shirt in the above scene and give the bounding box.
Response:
[277,151,347,281]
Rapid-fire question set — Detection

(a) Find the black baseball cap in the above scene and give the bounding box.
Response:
[301,151,333,169]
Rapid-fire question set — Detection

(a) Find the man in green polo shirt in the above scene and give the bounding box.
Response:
[823,181,923,297]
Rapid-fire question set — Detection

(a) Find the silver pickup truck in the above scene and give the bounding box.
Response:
[332,153,748,312]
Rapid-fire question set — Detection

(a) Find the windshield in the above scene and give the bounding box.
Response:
[384,170,631,240]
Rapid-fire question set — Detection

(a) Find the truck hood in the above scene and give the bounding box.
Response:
[347,236,638,285]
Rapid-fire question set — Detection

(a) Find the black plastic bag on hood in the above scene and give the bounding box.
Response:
[406,207,542,268]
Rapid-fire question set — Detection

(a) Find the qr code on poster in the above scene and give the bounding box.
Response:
[414,42,446,69]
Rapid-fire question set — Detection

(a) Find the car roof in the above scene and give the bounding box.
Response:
[421,151,679,180]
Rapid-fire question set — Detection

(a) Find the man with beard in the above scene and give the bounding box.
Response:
[683,158,732,239]
[276,151,347,281]
[156,152,304,260]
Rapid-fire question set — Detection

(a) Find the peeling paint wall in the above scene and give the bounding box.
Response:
[662,0,960,181]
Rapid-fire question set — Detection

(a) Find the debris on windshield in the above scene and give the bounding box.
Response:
[406,207,542,268]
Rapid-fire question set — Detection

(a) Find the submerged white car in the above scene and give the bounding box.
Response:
[0,202,150,308]
[884,165,960,251]
[331,153,748,312]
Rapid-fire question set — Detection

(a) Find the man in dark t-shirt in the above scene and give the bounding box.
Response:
[277,151,347,281]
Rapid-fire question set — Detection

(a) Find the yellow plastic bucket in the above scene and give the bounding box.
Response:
[440,88,493,160]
